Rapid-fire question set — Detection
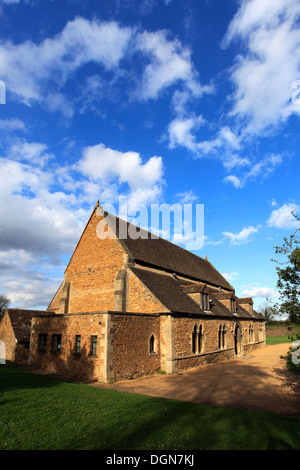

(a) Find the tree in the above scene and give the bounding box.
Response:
[272,212,300,324]
[0,294,10,318]
[256,299,278,324]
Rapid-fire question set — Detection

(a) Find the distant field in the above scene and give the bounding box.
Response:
[0,365,299,450]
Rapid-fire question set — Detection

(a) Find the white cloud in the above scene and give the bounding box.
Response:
[224,153,284,189]
[223,175,243,189]
[0,17,133,106]
[136,30,206,101]
[223,225,261,245]
[267,203,300,229]
[78,143,163,192]
[175,190,199,205]
[222,272,240,281]
[223,0,300,134]
[168,116,206,153]
[241,287,279,299]
[0,118,25,131]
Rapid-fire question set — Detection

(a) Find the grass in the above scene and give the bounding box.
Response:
[266,335,293,345]
[0,365,300,450]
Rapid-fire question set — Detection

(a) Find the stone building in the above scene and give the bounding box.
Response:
[27,203,266,382]
[0,309,46,364]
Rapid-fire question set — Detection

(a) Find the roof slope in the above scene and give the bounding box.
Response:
[130,267,254,319]
[104,211,234,291]
[5,309,47,342]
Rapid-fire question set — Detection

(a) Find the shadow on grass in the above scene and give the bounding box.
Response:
[1,363,300,450]
[0,364,65,393]
[64,391,300,451]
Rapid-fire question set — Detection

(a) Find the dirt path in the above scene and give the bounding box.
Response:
[97,344,300,415]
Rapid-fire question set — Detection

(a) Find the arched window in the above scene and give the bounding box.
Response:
[192,325,197,354]
[222,325,226,348]
[249,324,254,343]
[198,325,204,353]
[218,325,222,349]
[259,324,263,342]
[218,325,226,349]
[149,335,155,354]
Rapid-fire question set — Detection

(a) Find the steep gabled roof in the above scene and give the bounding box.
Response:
[4,309,47,342]
[102,211,234,291]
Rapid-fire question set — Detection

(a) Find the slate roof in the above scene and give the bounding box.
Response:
[3,309,47,342]
[130,267,262,320]
[104,212,234,291]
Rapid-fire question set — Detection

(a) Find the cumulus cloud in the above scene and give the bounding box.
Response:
[0,135,166,307]
[223,0,300,134]
[241,286,279,299]
[0,17,133,106]
[222,225,261,245]
[135,30,204,101]
[78,143,164,211]
[267,203,300,229]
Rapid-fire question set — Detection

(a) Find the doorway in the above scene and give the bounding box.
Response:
[234,323,242,357]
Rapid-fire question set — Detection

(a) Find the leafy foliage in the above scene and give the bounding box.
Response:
[272,212,300,324]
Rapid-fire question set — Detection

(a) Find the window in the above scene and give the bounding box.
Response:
[231,299,236,313]
[218,325,222,349]
[91,335,97,356]
[198,325,204,353]
[75,335,81,354]
[218,325,226,349]
[52,334,62,352]
[149,335,156,354]
[201,293,209,311]
[192,325,204,354]
[38,334,47,352]
[249,324,254,343]
[192,325,197,354]
[259,325,264,342]
[222,325,226,348]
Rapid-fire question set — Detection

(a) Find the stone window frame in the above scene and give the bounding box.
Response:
[258,324,264,342]
[249,324,254,343]
[38,333,47,353]
[218,324,226,349]
[149,334,157,356]
[201,293,210,311]
[51,334,62,353]
[192,324,205,355]
[74,335,81,355]
[90,335,98,357]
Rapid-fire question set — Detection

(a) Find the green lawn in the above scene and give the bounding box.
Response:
[0,365,299,450]
[266,335,293,345]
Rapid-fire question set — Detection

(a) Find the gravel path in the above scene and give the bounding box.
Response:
[98,343,300,415]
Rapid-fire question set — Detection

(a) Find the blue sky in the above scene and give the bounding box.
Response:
[0,0,299,311]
